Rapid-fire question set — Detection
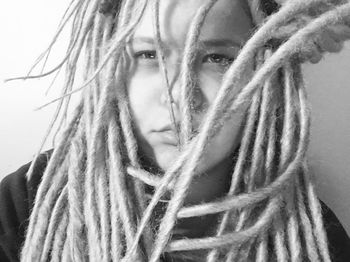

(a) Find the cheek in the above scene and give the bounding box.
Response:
[194,111,245,175]
[198,71,224,103]
[127,74,159,129]
[196,72,247,168]
[212,112,245,157]
[218,113,245,152]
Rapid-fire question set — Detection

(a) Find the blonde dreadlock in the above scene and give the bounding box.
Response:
[8,0,350,261]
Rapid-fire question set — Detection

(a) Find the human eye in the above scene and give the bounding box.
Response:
[202,53,234,67]
[134,50,157,60]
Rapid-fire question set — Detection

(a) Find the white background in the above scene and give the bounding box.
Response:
[0,0,350,235]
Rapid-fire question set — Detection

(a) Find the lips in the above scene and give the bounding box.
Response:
[156,123,179,133]
[153,124,179,145]
[156,130,178,145]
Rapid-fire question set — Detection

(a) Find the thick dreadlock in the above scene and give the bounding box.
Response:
[7,0,350,261]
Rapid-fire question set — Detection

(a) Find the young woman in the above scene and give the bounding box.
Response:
[1,0,350,261]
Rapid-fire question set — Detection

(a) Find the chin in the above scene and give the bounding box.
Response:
[153,145,181,171]
[154,148,226,175]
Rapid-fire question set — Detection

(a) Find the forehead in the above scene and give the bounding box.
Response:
[132,0,253,47]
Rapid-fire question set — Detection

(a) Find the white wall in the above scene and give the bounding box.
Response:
[305,45,350,236]
[0,1,350,235]
[0,0,71,171]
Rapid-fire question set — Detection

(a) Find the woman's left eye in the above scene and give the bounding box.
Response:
[202,54,234,67]
[134,50,157,60]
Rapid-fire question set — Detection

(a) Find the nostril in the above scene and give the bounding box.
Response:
[160,88,178,107]
[190,87,204,111]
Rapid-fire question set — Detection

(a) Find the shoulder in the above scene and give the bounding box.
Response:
[320,200,350,261]
[0,150,52,212]
[0,150,52,262]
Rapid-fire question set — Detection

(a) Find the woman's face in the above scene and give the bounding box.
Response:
[127,0,253,174]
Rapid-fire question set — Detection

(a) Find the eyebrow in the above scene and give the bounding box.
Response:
[130,36,243,48]
[131,36,156,45]
[199,38,243,48]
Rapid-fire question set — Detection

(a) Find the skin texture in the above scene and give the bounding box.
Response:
[126,0,253,237]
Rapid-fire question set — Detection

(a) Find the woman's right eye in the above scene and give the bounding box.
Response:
[134,50,157,60]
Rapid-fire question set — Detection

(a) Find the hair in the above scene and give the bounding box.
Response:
[9,0,350,261]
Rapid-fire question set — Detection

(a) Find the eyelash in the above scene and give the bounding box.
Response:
[134,50,157,60]
[202,54,234,67]
[133,50,234,67]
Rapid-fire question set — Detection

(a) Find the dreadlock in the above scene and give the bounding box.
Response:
[9,0,350,261]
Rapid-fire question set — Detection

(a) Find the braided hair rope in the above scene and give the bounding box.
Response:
[130,0,346,260]
[14,0,350,261]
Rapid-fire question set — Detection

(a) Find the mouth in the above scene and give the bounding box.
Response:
[153,124,180,145]
[154,130,178,145]
[156,123,180,133]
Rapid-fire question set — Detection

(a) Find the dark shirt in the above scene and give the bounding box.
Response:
[0,151,349,261]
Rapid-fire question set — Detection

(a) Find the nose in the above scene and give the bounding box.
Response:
[160,68,204,112]
[159,65,181,107]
